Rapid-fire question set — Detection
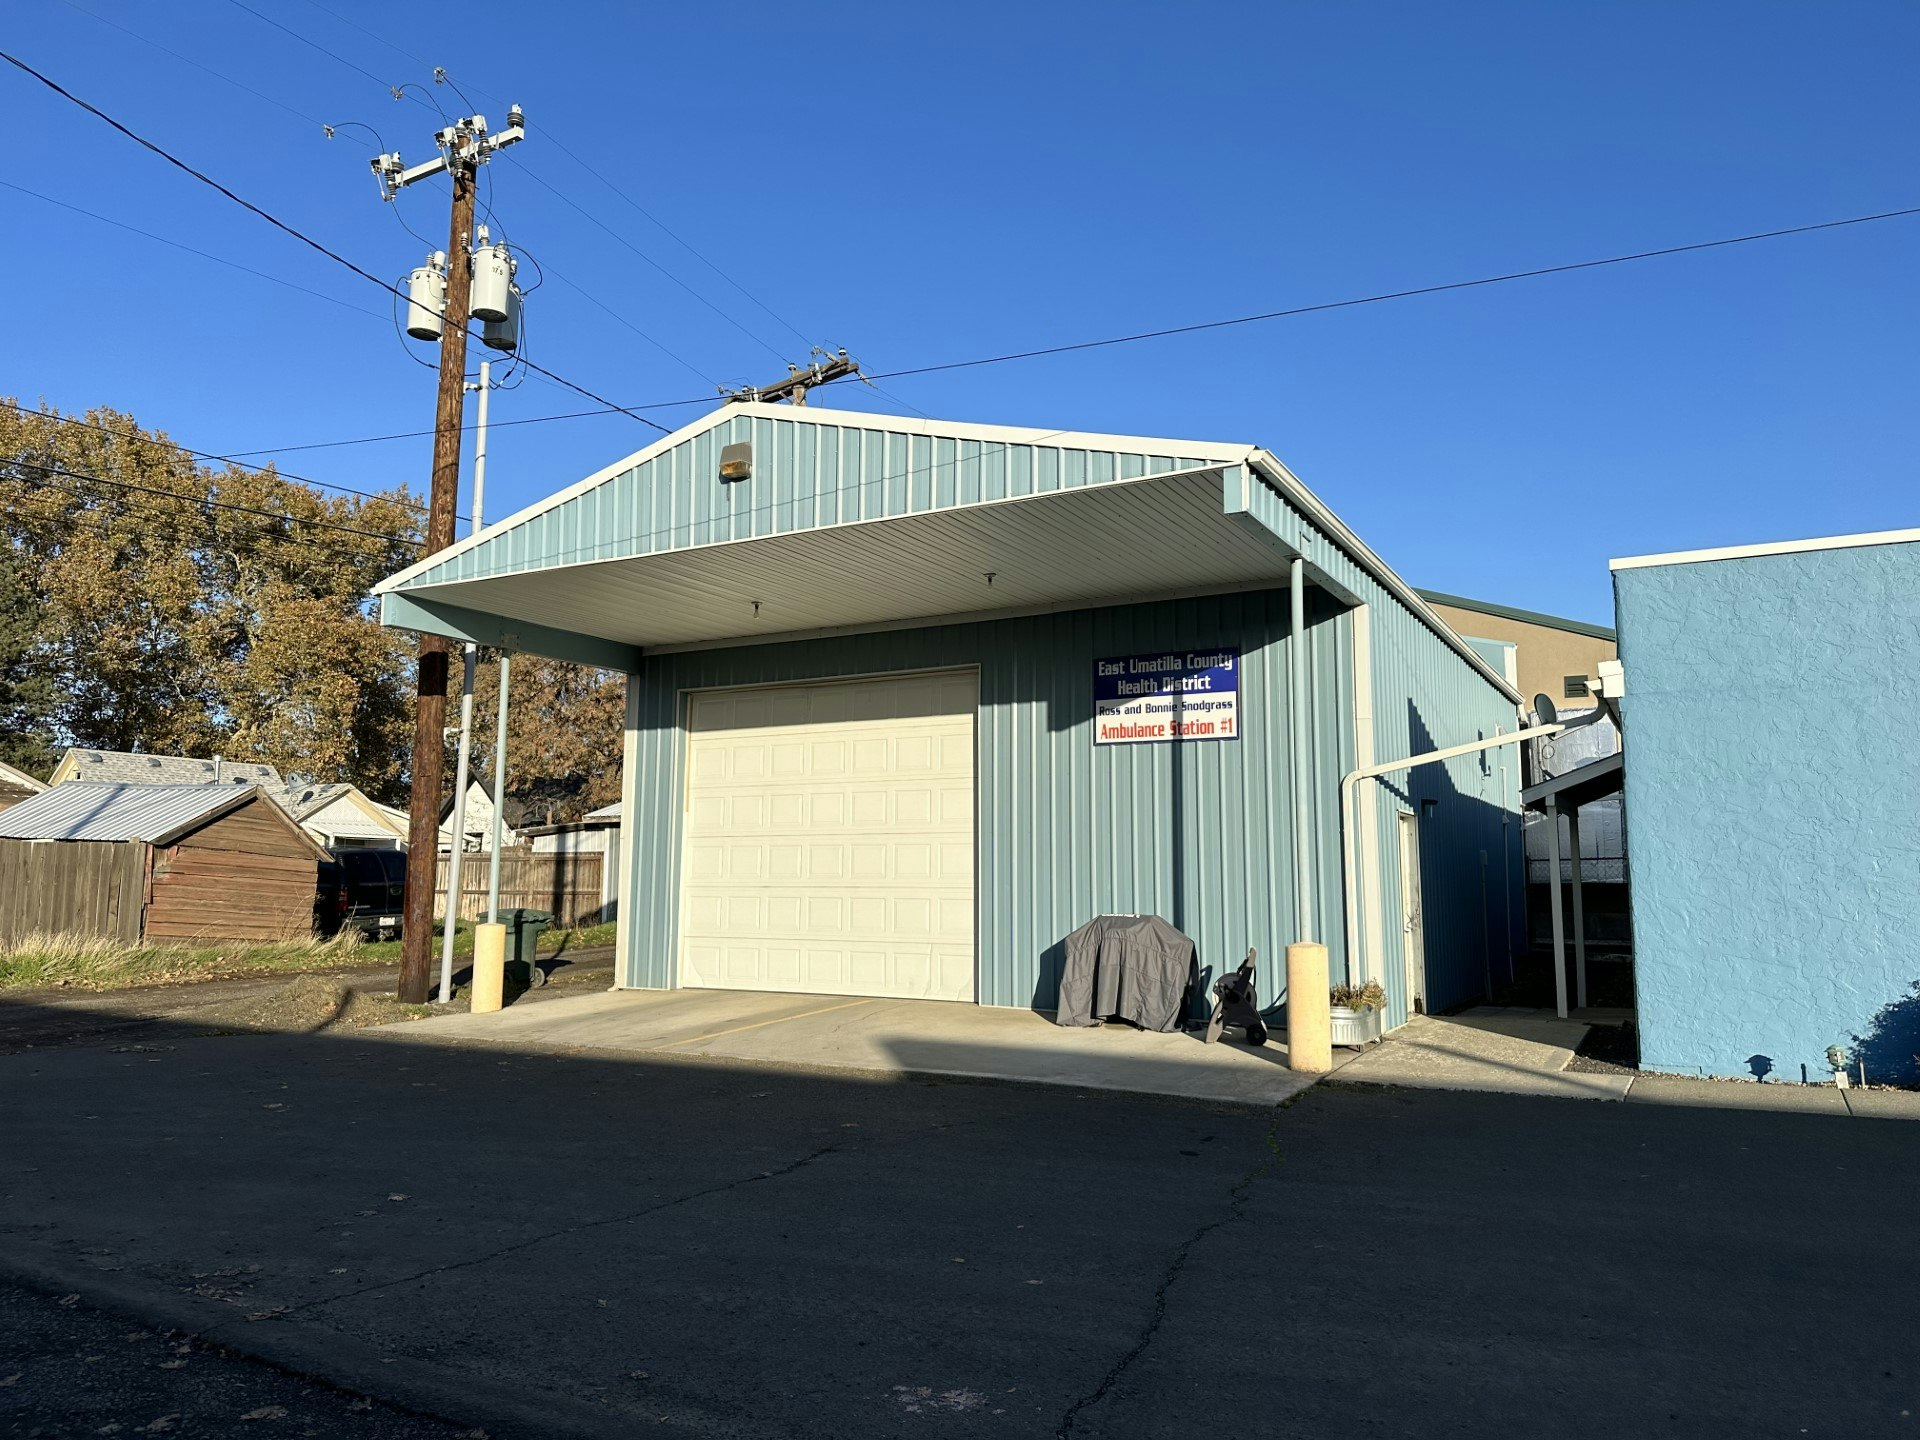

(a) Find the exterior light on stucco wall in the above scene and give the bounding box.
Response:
[719,441,752,484]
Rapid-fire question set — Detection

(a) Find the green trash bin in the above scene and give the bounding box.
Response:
[504,908,553,986]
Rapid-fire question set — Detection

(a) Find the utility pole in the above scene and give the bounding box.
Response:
[371,110,525,1004]
[724,348,860,407]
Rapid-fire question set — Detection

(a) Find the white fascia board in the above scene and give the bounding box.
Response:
[734,401,1256,462]
[1610,526,1920,572]
[374,403,1253,596]
[1245,449,1524,707]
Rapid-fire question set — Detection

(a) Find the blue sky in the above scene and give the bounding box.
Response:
[6,1,1915,624]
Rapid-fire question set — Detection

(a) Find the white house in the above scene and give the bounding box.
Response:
[439,778,518,852]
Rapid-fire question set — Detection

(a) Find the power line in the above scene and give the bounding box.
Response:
[544,264,720,389]
[217,400,718,460]
[0,48,672,436]
[222,0,412,102]
[5,460,421,543]
[0,178,384,322]
[220,201,1920,453]
[212,2,782,383]
[0,398,441,518]
[285,3,821,356]
[12,474,398,576]
[856,205,1920,383]
[54,0,331,132]
[503,155,790,364]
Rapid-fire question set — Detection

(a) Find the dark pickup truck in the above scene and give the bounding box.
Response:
[314,847,408,940]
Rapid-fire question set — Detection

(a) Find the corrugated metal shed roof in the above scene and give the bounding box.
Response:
[0,782,263,843]
[57,748,283,788]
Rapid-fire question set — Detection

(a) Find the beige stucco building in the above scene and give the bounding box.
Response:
[1417,590,1616,708]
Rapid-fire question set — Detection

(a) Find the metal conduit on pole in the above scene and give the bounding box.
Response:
[436,359,491,1004]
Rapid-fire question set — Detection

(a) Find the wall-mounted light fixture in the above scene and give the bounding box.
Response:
[719,441,752,484]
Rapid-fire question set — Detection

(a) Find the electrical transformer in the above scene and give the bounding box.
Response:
[482,285,522,352]
[406,254,447,341]
[470,243,515,324]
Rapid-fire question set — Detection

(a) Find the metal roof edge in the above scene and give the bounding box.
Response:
[376,404,1256,596]
[1415,588,1617,642]
[1246,450,1524,707]
[374,404,746,595]
[1610,526,1920,572]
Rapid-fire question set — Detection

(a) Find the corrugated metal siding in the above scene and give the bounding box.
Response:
[611,457,1524,1028]
[622,587,1351,1014]
[408,412,1223,589]
[1364,595,1526,1025]
[1237,468,1524,1027]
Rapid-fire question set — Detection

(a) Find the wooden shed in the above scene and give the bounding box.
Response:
[0,782,327,946]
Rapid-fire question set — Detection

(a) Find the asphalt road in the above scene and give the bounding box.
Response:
[1,997,1915,1439]
[0,1282,475,1438]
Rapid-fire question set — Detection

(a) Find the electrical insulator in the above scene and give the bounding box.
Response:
[482,285,522,352]
[470,243,515,324]
[406,253,447,341]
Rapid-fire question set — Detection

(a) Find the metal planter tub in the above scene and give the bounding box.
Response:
[1329,1005,1384,1048]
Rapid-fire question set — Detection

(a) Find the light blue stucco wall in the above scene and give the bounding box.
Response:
[1616,540,1920,1083]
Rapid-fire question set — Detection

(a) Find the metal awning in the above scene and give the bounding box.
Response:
[379,465,1305,667]
[1521,752,1624,813]
[1520,751,1627,1021]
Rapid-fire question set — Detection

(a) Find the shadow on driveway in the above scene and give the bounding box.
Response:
[0,996,1914,1439]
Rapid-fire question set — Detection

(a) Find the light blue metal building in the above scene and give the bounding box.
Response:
[377,405,1525,1029]
[1612,528,1920,1083]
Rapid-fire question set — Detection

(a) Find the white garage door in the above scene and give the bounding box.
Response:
[678,671,977,1001]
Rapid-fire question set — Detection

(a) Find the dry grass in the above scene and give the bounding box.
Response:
[0,929,368,993]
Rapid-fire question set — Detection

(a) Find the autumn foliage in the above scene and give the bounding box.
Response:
[1,400,624,818]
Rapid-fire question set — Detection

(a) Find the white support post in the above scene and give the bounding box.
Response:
[485,654,510,922]
[1545,797,1569,1020]
[1568,806,1588,1012]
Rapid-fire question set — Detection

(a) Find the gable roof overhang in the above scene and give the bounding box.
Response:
[373,404,1521,703]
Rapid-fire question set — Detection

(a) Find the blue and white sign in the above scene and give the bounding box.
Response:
[1094,648,1240,745]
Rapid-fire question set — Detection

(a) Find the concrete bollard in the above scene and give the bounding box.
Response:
[1285,942,1332,1073]
[471,922,506,1014]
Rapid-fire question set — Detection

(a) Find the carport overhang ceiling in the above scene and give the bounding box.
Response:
[379,465,1328,670]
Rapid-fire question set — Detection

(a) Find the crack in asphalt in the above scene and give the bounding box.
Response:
[281,1111,985,1320]
[1053,1104,1289,1440]
[282,1142,844,1317]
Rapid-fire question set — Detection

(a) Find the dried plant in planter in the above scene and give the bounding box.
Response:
[1329,980,1388,1013]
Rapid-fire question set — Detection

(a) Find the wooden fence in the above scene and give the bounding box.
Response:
[0,839,147,947]
[434,849,606,928]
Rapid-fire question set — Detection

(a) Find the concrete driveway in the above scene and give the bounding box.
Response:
[2,994,1917,1439]
[398,986,1325,1107]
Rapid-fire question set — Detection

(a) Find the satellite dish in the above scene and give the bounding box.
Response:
[1532,693,1559,726]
